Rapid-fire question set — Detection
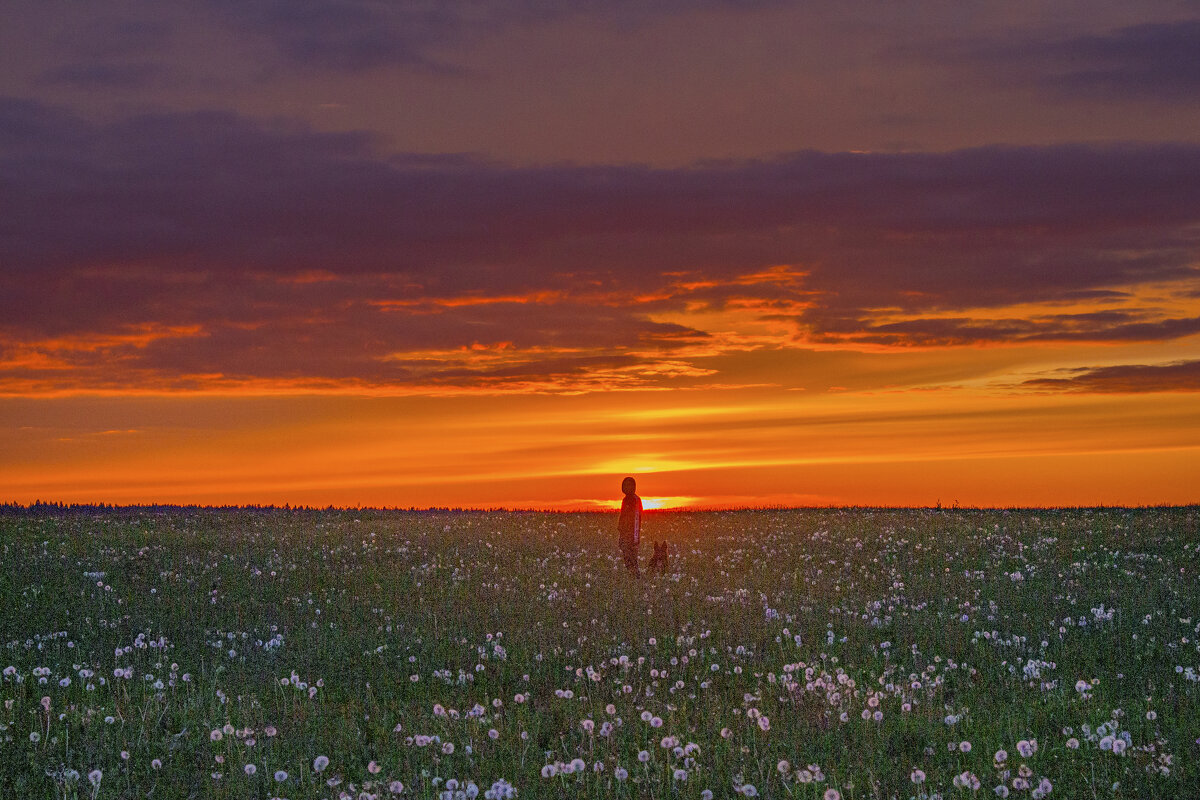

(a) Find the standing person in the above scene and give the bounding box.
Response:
[618,476,642,577]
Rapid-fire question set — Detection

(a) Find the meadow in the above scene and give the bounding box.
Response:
[1,506,1197,799]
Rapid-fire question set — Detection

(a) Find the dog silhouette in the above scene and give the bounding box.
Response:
[648,541,668,575]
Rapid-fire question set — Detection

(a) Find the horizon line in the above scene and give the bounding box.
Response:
[3,501,1197,513]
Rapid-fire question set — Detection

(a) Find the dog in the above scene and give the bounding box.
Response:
[647,541,669,575]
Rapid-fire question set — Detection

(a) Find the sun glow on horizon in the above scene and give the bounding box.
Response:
[590,496,703,511]
[642,496,703,510]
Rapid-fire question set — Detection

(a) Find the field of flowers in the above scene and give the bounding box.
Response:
[2,506,1198,799]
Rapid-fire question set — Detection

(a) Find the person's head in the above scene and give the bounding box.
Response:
[621,476,636,495]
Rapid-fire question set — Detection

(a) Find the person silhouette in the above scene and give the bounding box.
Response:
[617,476,642,576]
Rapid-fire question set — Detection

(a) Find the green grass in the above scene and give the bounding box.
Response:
[1,506,1198,798]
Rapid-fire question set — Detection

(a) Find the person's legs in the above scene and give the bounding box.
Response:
[622,544,640,577]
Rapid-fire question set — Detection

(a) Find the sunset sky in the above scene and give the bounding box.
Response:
[3,1,1199,508]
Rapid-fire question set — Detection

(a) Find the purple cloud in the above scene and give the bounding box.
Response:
[1023,360,1200,393]
[4,99,1200,391]
[1027,20,1200,100]
[39,62,170,90]
[200,0,787,71]
[927,19,1200,101]
[5,98,1198,286]
[804,313,1200,348]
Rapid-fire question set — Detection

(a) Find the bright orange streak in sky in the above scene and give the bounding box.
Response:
[3,380,1198,508]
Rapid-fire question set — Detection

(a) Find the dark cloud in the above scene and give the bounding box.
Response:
[28,12,182,90]
[53,15,176,61]
[0,268,713,392]
[5,98,1199,287]
[200,0,785,71]
[3,98,1200,390]
[1034,20,1200,100]
[39,62,171,90]
[805,313,1200,348]
[201,0,472,72]
[932,19,1200,101]
[1023,360,1200,393]
[131,297,706,377]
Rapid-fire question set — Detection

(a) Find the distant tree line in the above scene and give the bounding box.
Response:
[0,502,604,517]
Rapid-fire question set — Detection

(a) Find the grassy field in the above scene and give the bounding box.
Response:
[1,506,1198,799]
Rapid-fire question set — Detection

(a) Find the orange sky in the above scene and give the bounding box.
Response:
[4,342,1199,508]
[2,3,1200,508]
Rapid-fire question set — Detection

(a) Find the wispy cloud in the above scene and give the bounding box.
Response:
[1022,360,1200,393]
[807,312,1200,348]
[198,0,786,71]
[978,20,1200,101]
